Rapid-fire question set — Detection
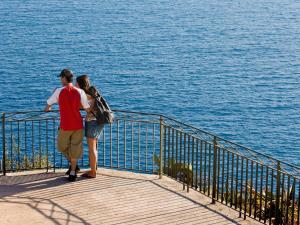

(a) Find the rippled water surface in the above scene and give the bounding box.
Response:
[0,0,300,163]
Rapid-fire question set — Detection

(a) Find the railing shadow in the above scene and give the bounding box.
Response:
[149,180,245,225]
[0,172,92,225]
[0,171,249,225]
[0,196,91,225]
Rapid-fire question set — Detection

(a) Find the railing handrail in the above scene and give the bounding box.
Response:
[1,109,162,117]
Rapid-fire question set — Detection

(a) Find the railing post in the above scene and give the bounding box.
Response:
[275,161,281,225]
[159,116,164,179]
[2,113,6,176]
[212,136,217,204]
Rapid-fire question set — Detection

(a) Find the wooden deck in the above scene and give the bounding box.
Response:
[0,169,261,225]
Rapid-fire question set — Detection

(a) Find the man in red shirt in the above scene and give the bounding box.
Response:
[45,69,90,181]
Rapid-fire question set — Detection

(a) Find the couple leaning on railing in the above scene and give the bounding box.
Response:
[44,68,114,182]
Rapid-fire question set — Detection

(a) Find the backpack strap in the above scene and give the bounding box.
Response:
[87,86,112,113]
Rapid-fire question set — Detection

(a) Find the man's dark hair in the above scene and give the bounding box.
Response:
[59,69,73,83]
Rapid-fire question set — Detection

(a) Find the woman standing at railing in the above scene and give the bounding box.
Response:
[76,75,104,178]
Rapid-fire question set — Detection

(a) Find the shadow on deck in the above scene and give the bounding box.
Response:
[0,169,260,225]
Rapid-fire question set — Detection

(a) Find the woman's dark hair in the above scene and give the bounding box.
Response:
[76,75,91,93]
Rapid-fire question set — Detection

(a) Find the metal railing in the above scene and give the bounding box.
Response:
[1,110,300,225]
[0,110,163,175]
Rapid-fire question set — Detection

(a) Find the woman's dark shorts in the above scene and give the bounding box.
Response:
[85,120,104,139]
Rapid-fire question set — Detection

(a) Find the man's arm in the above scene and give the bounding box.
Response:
[45,88,60,112]
[44,104,52,112]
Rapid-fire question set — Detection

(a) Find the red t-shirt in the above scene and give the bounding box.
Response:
[47,84,90,131]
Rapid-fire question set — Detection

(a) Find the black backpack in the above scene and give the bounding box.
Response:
[87,86,114,124]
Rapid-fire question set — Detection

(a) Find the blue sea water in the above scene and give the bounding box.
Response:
[0,0,300,164]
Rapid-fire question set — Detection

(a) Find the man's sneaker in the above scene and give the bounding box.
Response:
[65,165,80,175]
[68,174,77,182]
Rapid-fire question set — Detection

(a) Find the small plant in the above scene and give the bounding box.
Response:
[154,154,194,186]
[4,135,52,171]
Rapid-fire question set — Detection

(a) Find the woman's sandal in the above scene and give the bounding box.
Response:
[81,171,97,178]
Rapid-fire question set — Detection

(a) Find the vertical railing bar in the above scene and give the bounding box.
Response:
[264,167,269,224]
[200,140,203,192]
[168,126,171,176]
[269,169,274,225]
[204,142,207,194]
[191,137,194,188]
[244,158,248,220]
[281,174,285,221]
[52,119,55,172]
[216,146,220,201]
[235,155,239,210]
[131,122,134,170]
[297,180,300,225]
[46,120,48,172]
[10,121,13,171]
[103,127,106,167]
[230,153,234,208]
[117,120,120,168]
[180,131,182,174]
[254,162,258,219]
[159,116,163,178]
[145,123,148,171]
[183,133,186,191]
[25,121,27,170]
[32,121,35,169]
[163,126,167,174]
[221,148,225,203]
[163,126,169,175]
[184,133,186,170]
[259,165,264,221]
[212,137,217,203]
[187,135,190,192]
[275,170,281,224]
[110,123,113,168]
[175,130,178,165]
[171,128,175,178]
[291,177,296,225]
[17,122,20,170]
[285,175,290,224]
[249,161,254,217]
[138,122,141,171]
[124,120,127,169]
[208,142,211,197]
[2,113,6,175]
[195,139,199,190]
[239,157,244,217]
[39,121,42,168]
[96,130,99,171]
[225,150,229,205]
[152,123,155,173]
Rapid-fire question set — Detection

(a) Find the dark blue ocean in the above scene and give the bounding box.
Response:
[0,0,300,164]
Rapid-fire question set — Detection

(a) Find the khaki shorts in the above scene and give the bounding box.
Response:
[57,129,84,159]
